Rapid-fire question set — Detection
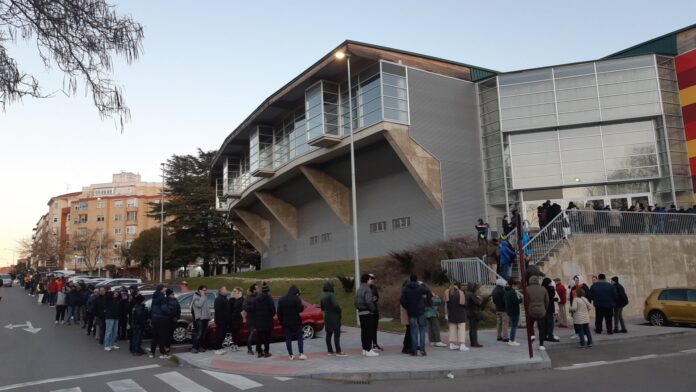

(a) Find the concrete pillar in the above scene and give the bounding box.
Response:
[231,219,267,253]
[384,127,443,209]
[300,165,352,226]
[233,209,271,248]
[255,191,299,240]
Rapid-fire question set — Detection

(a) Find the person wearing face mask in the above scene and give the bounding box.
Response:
[228,287,245,352]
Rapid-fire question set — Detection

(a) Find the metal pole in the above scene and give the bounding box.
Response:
[233,240,236,274]
[345,55,361,327]
[159,163,165,283]
[516,210,533,359]
[98,230,102,278]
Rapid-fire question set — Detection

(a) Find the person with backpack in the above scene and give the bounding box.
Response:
[320,281,346,356]
[253,282,276,358]
[277,285,307,360]
[129,294,148,356]
[190,285,211,354]
[355,273,379,357]
[243,283,258,355]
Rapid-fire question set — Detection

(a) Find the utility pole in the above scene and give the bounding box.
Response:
[159,163,165,283]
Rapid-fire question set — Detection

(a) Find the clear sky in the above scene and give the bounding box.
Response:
[0,0,694,267]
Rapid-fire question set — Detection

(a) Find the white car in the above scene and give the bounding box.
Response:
[68,275,100,284]
[95,278,143,291]
[1,274,12,287]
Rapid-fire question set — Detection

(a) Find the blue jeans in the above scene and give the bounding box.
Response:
[408,315,426,353]
[104,319,119,348]
[578,324,593,346]
[130,327,143,353]
[509,314,520,342]
[65,306,74,324]
[283,326,304,355]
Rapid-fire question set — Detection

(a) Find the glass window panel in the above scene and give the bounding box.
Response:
[561,148,604,162]
[597,69,657,87]
[555,86,598,101]
[557,98,599,113]
[383,85,408,100]
[500,91,555,108]
[382,73,406,88]
[503,115,557,131]
[553,62,596,78]
[558,110,601,125]
[384,108,408,123]
[601,103,662,120]
[558,126,601,139]
[381,62,406,77]
[562,171,606,184]
[499,81,554,97]
[599,91,660,108]
[595,56,655,73]
[554,74,597,89]
[501,103,556,120]
[499,69,553,86]
[383,96,408,111]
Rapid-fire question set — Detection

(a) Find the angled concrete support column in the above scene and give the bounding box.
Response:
[384,128,443,209]
[231,220,267,253]
[233,209,271,248]
[300,165,352,226]
[255,192,299,240]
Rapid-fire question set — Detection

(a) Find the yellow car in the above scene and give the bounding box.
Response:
[643,288,696,326]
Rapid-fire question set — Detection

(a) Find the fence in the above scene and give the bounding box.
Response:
[440,257,504,287]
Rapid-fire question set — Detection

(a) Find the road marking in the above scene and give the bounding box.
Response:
[681,348,696,354]
[155,372,213,392]
[555,361,607,370]
[628,354,658,360]
[200,370,262,390]
[107,379,147,392]
[556,350,696,371]
[4,321,41,334]
[0,365,160,391]
[274,377,293,381]
[50,389,82,392]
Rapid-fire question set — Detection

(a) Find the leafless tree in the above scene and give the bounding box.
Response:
[0,0,144,129]
[66,227,113,272]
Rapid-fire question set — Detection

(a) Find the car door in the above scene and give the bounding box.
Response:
[658,289,689,322]
[687,290,696,323]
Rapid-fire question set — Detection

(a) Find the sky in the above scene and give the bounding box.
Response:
[0,0,695,267]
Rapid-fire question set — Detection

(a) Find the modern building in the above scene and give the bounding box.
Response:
[211,25,696,268]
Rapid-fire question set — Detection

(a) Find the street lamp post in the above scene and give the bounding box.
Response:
[159,163,165,283]
[335,50,361,325]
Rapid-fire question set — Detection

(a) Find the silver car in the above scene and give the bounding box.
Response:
[0,274,11,287]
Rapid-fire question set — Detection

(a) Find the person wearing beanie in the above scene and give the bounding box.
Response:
[277,285,306,360]
[611,276,629,333]
[491,278,509,342]
[252,282,276,358]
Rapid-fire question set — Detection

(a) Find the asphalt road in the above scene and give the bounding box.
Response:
[2,284,695,391]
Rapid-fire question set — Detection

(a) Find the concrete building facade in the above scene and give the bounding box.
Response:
[211,26,696,268]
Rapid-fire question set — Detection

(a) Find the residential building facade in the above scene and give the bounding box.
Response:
[211,26,696,268]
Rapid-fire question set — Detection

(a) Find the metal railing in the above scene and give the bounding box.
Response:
[441,257,505,287]
[565,209,696,236]
[522,211,568,265]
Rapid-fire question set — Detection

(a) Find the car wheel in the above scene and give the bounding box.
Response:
[648,310,667,327]
[172,323,189,344]
[222,333,234,348]
[302,324,315,339]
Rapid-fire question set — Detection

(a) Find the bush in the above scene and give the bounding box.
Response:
[335,274,355,293]
[388,250,414,274]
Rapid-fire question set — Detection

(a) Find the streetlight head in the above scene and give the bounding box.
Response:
[335,51,346,60]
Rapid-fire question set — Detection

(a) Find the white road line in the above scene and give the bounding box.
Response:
[107,379,147,392]
[628,354,658,360]
[155,372,213,392]
[0,365,160,391]
[681,348,696,354]
[556,349,696,371]
[274,377,293,382]
[556,361,607,370]
[200,370,262,390]
[50,388,82,392]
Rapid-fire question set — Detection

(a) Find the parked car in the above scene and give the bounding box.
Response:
[68,275,100,284]
[644,287,696,326]
[95,278,143,291]
[143,290,216,344]
[206,297,324,348]
[83,278,108,286]
[138,283,190,293]
[1,274,12,287]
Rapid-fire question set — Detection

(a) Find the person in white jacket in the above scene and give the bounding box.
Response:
[569,288,593,348]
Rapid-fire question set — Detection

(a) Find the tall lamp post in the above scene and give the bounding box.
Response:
[335,50,361,325]
[159,163,165,283]
[97,197,103,277]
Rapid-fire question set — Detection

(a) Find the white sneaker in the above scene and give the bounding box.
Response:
[459,345,470,352]
[553,335,560,340]
[298,353,307,360]
[214,349,226,355]
[435,342,447,347]
[508,341,520,346]
[54,321,58,325]
[449,343,459,350]
[104,347,112,351]
[148,354,155,358]
[531,336,536,342]
[159,354,171,359]
[539,345,546,351]
[288,355,295,360]
[364,350,379,357]
[570,334,578,339]
[111,345,120,350]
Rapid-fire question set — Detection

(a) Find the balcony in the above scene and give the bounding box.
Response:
[250,126,276,177]
[306,81,342,148]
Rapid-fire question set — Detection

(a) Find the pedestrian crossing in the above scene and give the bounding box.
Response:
[48,370,290,392]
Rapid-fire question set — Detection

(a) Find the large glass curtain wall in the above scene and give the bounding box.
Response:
[249,126,274,174]
[225,156,251,195]
[509,120,660,189]
[306,81,340,142]
[498,55,663,132]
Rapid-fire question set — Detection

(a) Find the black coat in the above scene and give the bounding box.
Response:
[243,293,257,326]
[614,283,629,307]
[253,292,276,332]
[491,285,506,312]
[277,286,304,328]
[65,290,81,307]
[229,297,244,329]
[167,297,181,321]
[94,294,108,319]
[131,303,149,329]
[214,294,230,326]
[104,295,122,320]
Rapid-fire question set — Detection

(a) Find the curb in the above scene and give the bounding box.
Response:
[545,329,696,350]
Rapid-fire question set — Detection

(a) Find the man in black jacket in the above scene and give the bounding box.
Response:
[611,276,629,333]
[252,282,276,358]
[103,290,122,351]
[129,294,148,355]
[589,273,618,334]
[491,278,509,342]
[213,286,230,355]
[243,284,258,355]
[165,289,181,352]
[93,287,108,345]
[277,285,306,360]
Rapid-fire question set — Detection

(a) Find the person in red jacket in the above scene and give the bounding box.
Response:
[48,278,59,307]
[554,278,568,328]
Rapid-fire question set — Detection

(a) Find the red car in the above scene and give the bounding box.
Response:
[206,297,324,347]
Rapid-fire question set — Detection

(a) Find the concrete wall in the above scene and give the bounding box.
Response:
[542,234,696,318]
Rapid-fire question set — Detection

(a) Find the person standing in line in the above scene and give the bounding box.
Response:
[424,291,447,347]
[118,290,130,340]
[570,288,593,348]
[400,275,430,356]
[103,290,122,351]
[55,286,68,324]
[554,278,569,328]
[277,285,307,360]
[611,276,629,333]
[569,275,590,339]
[527,276,550,351]
[243,283,258,355]
[399,280,412,354]
[48,277,58,307]
[213,286,230,355]
[589,274,617,334]
[229,287,245,352]
[190,285,211,353]
[355,273,379,357]
[542,278,560,343]
[129,294,148,356]
[505,278,522,346]
[465,282,484,348]
[85,286,97,335]
[253,282,276,358]
[149,285,171,359]
[94,287,108,345]
[65,285,79,325]
[491,278,509,342]
[320,281,346,356]
[369,280,383,352]
[165,289,181,353]
[443,282,468,351]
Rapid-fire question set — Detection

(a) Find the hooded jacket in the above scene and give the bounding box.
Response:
[614,282,629,307]
[131,302,149,329]
[66,289,81,307]
[104,294,122,320]
[491,279,507,312]
[400,281,430,318]
[277,285,304,328]
[527,276,549,319]
[320,282,342,328]
[252,292,276,332]
[150,291,170,321]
